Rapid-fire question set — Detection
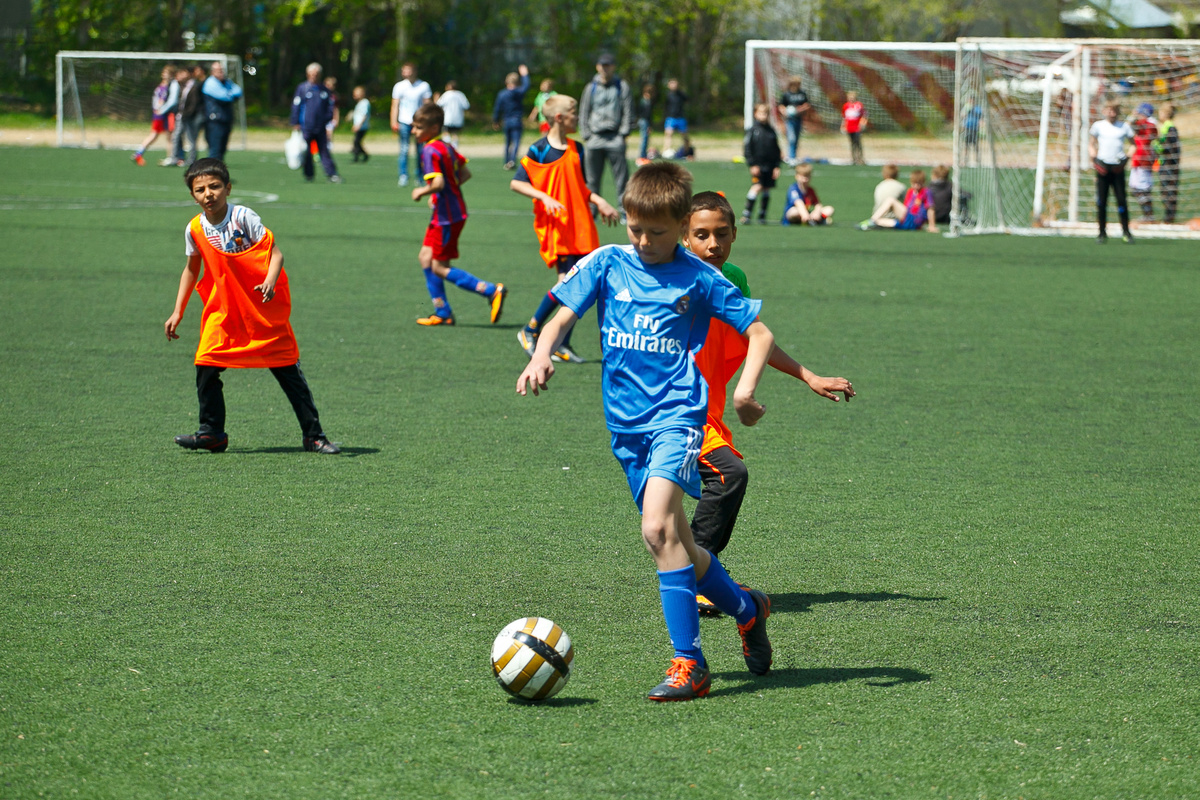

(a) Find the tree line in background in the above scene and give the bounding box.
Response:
[12,0,1054,123]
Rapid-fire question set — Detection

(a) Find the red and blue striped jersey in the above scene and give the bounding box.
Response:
[421,139,468,226]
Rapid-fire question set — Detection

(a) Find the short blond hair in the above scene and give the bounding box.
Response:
[542,94,576,119]
[909,169,927,186]
[932,164,949,181]
[794,163,813,178]
[624,161,693,222]
[882,164,899,179]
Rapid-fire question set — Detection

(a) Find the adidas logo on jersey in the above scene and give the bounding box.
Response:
[614,288,632,302]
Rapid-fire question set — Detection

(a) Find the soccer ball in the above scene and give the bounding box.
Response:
[491,617,574,701]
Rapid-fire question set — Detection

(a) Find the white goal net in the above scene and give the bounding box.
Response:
[56,51,247,152]
[954,38,1200,238]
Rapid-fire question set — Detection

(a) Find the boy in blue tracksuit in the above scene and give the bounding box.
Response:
[493,64,530,170]
[290,62,341,183]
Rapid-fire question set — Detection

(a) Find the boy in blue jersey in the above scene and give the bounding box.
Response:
[516,162,776,701]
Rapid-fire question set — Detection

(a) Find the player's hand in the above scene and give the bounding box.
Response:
[543,197,566,216]
[733,388,766,426]
[596,199,619,225]
[411,187,424,202]
[390,121,399,133]
[808,375,854,402]
[254,282,276,302]
[165,313,183,340]
[516,357,555,397]
[750,165,760,177]
[772,167,781,180]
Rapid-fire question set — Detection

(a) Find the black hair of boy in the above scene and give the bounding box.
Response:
[184,157,231,189]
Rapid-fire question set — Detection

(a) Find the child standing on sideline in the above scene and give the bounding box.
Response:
[510,94,619,363]
[866,169,937,232]
[164,158,339,454]
[662,79,688,156]
[683,191,853,611]
[528,78,557,135]
[841,91,867,165]
[493,65,531,170]
[741,103,782,224]
[349,86,371,163]
[133,66,176,165]
[516,162,775,701]
[410,102,508,326]
[782,163,834,225]
[436,81,470,150]
[1154,102,1180,224]
[636,84,655,162]
[1129,102,1158,221]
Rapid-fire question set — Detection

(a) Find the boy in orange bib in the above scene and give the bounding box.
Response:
[684,192,853,613]
[510,93,619,363]
[164,158,339,454]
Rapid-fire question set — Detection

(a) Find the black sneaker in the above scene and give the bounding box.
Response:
[1096,234,1108,244]
[737,588,772,675]
[303,436,341,454]
[174,432,228,453]
[647,657,710,701]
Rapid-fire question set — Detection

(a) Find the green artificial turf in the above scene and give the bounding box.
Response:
[1,147,1197,799]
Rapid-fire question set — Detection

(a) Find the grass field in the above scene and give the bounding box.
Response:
[1,147,1197,799]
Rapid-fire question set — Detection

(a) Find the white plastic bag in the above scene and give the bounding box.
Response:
[285,130,305,170]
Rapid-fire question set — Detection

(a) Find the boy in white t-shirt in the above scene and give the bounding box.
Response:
[390,62,432,186]
[436,81,471,149]
[1088,103,1134,243]
[349,86,371,163]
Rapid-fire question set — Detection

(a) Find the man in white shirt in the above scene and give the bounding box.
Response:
[1089,103,1134,243]
[390,62,432,187]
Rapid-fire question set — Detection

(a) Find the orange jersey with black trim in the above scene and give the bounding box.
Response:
[518,140,599,267]
[695,318,749,457]
[190,216,299,368]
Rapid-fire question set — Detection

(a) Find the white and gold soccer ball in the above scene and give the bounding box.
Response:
[491,617,574,701]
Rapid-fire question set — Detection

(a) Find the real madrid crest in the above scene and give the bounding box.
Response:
[674,294,690,315]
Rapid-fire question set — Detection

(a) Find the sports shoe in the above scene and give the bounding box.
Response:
[174,432,228,453]
[1096,234,1108,244]
[736,588,772,675]
[738,214,751,226]
[489,284,508,324]
[303,435,340,454]
[159,157,177,167]
[398,174,409,187]
[517,328,538,357]
[416,313,455,326]
[858,219,877,231]
[328,175,344,184]
[696,594,721,617]
[647,657,711,702]
[551,345,586,364]
[1122,232,1134,244]
[132,153,145,166]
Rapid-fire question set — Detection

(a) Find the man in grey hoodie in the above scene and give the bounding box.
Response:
[578,53,634,219]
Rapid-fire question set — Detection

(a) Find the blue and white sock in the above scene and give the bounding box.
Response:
[696,556,756,626]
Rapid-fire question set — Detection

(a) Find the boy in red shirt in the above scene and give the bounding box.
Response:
[865,169,938,233]
[1129,102,1158,221]
[165,158,339,454]
[409,102,508,326]
[841,91,867,165]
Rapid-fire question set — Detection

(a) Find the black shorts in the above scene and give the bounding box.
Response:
[752,172,777,190]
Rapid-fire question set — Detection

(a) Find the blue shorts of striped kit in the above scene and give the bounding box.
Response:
[611,426,703,512]
[664,117,688,132]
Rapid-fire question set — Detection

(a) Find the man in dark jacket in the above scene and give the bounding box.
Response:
[578,53,634,219]
[290,62,342,183]
[741,103,782,223]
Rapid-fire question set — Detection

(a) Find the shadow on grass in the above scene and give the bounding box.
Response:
[227,446,381,457]
[770,591,943,614]
[709,666,932,696]
[507,696,599,707]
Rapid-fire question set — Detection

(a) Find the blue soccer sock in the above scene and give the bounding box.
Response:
[422,268,452,317]
[696,556,756,626]
[658,565,704,665]
[528,292,559,332]
[445,267,494,298]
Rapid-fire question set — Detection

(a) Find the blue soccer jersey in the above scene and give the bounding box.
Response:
[551,243,762,433]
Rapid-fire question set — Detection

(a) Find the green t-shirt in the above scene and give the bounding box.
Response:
[533,90,557,123]
[721,261,751,299]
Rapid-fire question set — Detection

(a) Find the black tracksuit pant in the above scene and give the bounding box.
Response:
[196,363,324,439]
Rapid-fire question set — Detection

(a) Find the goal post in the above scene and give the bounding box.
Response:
[954,37,1200,238]
[56,51,247,151]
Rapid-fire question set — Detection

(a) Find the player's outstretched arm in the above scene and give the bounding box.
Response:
[516,307,577,397]
[510,179,565,216]
[253,246,284,303]
[165,255,202,340]
[733,320,775,426]
[590,194,619,225]
[767,344,854,401]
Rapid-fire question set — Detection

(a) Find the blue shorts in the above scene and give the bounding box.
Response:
[896,211,926,231]
[611,426,703,512]
[664,117,688,133]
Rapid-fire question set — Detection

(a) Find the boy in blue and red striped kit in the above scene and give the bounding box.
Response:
[409,102,507,326]
[864,169,938,233]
